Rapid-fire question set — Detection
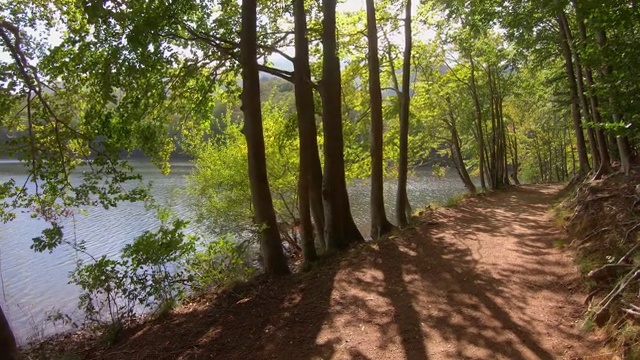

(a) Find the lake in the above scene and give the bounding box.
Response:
[0,159,471,344]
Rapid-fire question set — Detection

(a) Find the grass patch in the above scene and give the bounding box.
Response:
[426,193,467,209]
[552,239,567,249]
[576,252,604,275]
[607,322,640,359]
[444,193,466,207]
[583,318,596,331]
[553,207,572,227]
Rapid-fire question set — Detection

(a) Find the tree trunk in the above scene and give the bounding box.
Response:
[447,97,476,193]
[469,55,487,191]
[570,140,576,176]
[240,0,290,275]
[297,159,316,263]
[574,11,612,178]
[560,10,600,170]
[396,0,412,227]
[508,122,521,185]
[607,134,620,163]
[595,29,631,174]
[321,0,364,250]
[535,140,545,181]
[309,148,325,250]
[293,0,318,263]
[557,12,591,174]
[0,306,19,360]
[617,136,632,174]
[288,0,324,250]
[499,96,510,186]
[563,145,568,180]
[365,0,394,239]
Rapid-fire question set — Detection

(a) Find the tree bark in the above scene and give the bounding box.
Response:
[396,0,412,227]
[321,0,364,250]
[365,0,394,239]
[560,10,600,171]
[297,163,316,263]
[573,10,612,178]
[469,55,487,191]
[0,305,18,360]
[595,29,632,174]
[508,121,521,185]
[447,97,476,193]
[487,66,499,189]
[293,0,318,263]
[557,12,591,174]
[308,146,326,250]
[240,0,290,275]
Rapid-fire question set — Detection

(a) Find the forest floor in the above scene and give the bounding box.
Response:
[39,184,607,359]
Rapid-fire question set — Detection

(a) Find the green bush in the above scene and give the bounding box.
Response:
[69,217,255,338]
[432,164,446,179]
[70,219,195,335]
[187,236,255,292]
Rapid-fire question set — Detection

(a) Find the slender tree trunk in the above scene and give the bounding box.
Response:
[469,55,487,191]
[293,0,318,263]
[447,97,476,193]
[493,70,509,187]
[365,0,394,239]
[509,122,521,185]
[297,158,316,263]
[563,130,569,180]
[309,148,325,250]
[499,96,510,186]
[570,140,577,176]
[557,12,591,174]
[321,0,364,250]
[396,0,412,227]
[595,29,632,174]
[240,0,290,275]
[607,134,619,162]
[617,136,632,174]
[534,136,544,181]
[574,11,612,178]
[487,66,498,189]
[536,148,544,181]
[584,66,612,179]
[0,306,18,360]
[561,10,600,170]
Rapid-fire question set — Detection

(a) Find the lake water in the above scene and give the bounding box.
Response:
[0,159,470,344]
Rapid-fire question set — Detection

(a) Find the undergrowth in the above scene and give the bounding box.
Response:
[557,170,640,358]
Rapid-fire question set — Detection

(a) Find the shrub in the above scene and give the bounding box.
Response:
[186,236,255,292]
[70,219,194,336]
[69,217,256,340]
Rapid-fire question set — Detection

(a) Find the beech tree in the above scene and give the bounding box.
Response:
[365,0,395,239]
[239,0,290,275]
[321,0,364,250]
[395,0,413,227]
[293,0,320,262]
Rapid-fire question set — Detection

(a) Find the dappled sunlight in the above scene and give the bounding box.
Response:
[82,185,601,359]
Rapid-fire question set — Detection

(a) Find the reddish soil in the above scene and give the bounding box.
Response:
[73,185,604,359]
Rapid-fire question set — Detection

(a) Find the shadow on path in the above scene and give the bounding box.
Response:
[94,185,597,359]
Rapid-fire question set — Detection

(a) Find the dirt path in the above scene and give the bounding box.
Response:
[99,185,601,360]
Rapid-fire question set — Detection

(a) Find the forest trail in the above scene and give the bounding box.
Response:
[98,184,603,360]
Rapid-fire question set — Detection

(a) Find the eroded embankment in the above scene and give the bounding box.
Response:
[560,171,640,357]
